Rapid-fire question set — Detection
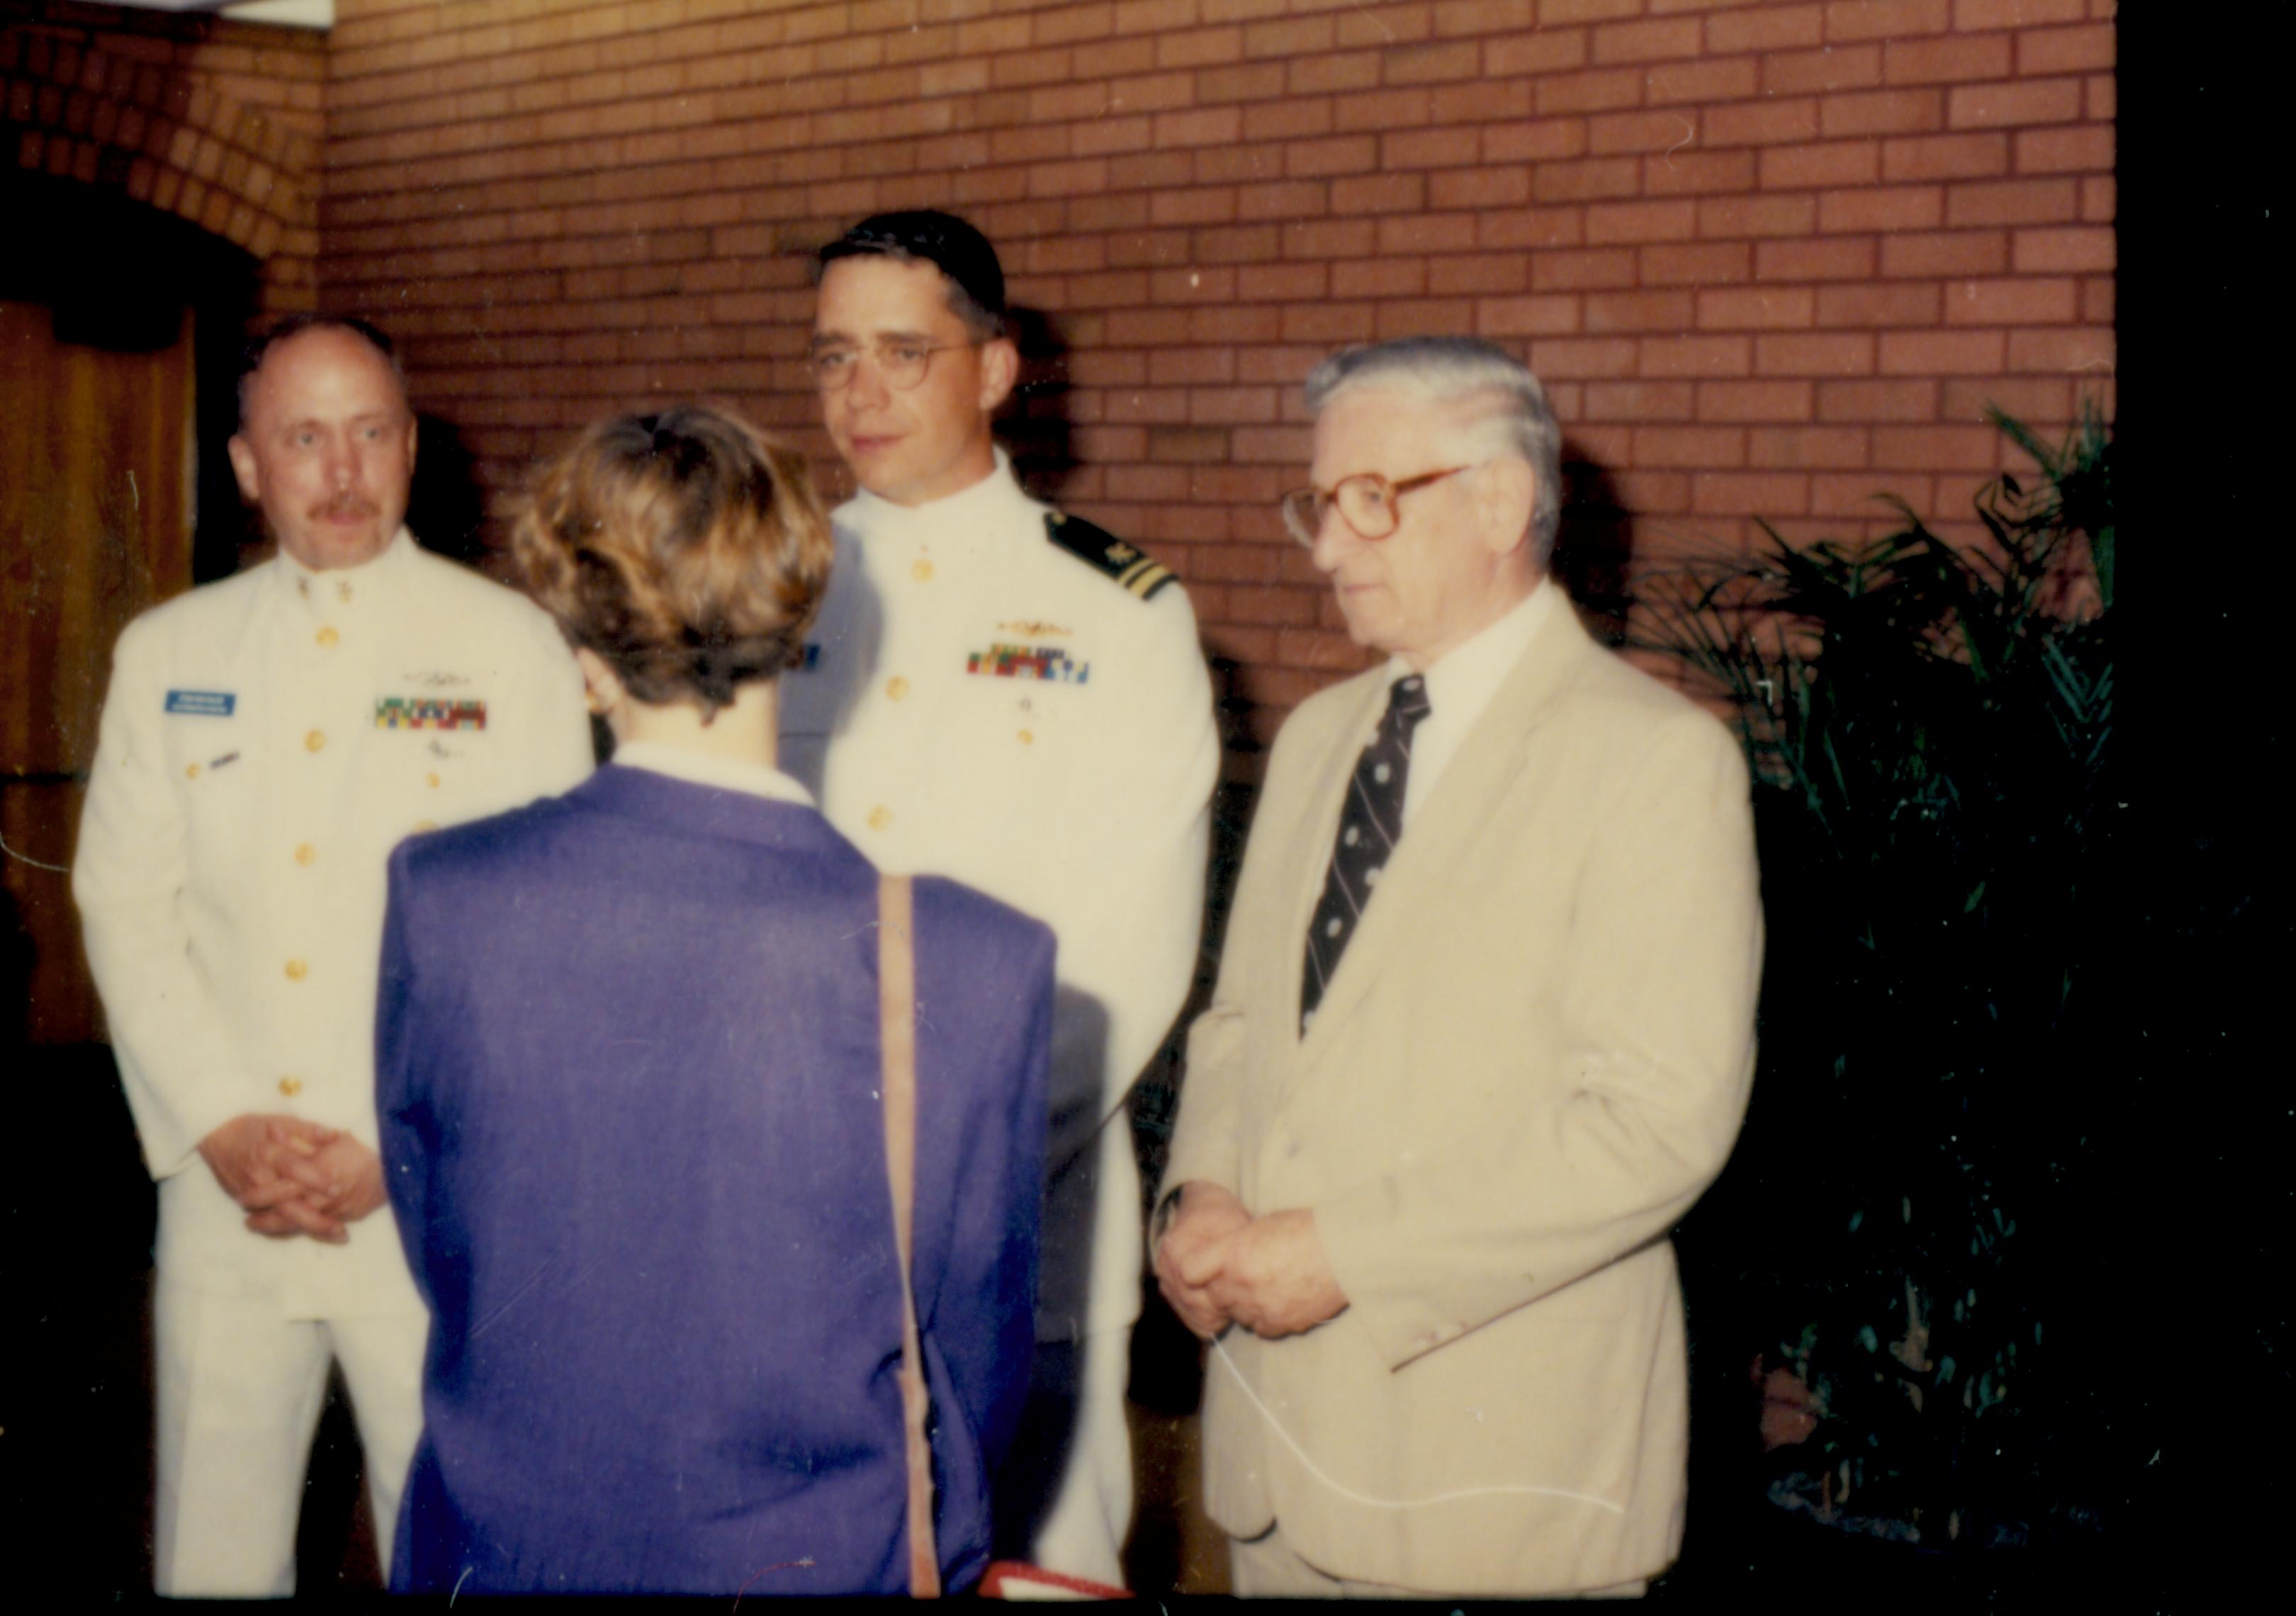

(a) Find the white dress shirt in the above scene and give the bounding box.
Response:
[1393,578,1559,827]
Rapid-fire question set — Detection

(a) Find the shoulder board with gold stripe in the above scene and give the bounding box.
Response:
[1044,511,1176,602]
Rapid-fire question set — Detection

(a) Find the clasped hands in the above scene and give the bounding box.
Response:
[1152,1181,1347,1341]
[198,1113,386,1243]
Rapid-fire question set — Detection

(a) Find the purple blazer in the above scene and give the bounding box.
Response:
[376,764,1052,1595]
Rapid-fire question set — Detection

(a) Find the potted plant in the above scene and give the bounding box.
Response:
[1640,405,2138,1564]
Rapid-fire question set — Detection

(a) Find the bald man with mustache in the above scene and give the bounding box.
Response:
[74,316,594,1595]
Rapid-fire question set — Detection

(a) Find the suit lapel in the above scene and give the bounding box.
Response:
[1284,606,1603,1093]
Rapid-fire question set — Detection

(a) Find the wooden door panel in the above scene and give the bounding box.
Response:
[1,299,196,1045]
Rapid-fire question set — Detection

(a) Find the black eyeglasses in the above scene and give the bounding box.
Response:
[808,339,982,393]
[1279,466,1476,547]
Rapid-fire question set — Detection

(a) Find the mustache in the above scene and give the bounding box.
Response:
[307,494,381,520]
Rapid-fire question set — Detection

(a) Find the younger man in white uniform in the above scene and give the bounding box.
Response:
[782,213,1218,1584]
[73,317,593,1595]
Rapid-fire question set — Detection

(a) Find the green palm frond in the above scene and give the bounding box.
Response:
[1638,402,2117,1527]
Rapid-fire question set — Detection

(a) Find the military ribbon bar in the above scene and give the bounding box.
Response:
[964,643,1088,683]
[375,696,488,731]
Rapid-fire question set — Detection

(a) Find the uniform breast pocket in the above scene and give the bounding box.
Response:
[162,719,257,860]
[960,641,1090,765]
[374,723,492,829]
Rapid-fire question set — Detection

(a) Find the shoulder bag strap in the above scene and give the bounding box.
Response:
[877,872,940,1598]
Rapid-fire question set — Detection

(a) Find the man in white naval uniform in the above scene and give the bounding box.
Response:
[782,213,1218,1586]
[72,317,594,1595]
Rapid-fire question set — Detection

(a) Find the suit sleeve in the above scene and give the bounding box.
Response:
[1314,708,1764,1370]
[1159,691,1336,1206]
[931,918,1056,1466]
[70,617,263,1178]
[1159,1002,1249,1203]
[374,843,443,1313]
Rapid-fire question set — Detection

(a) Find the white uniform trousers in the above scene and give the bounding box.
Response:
[1019,1322,1135,1587]
[151,1281,426,1596]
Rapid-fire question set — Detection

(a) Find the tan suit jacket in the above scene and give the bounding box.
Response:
[1162,601,1762,1595]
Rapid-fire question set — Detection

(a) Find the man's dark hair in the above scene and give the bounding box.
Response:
[235,315,406,424]
[816,211,1006,341]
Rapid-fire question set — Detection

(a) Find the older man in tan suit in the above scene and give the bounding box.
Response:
[1154,337,1762,1598]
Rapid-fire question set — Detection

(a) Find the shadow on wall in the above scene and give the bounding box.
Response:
[1001,305,1079,507]
[1556,446,1636,651]
[406,414,492,571]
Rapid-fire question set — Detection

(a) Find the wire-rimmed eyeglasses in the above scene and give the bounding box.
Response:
[1279,465,1476,547]
[809,339,982,393]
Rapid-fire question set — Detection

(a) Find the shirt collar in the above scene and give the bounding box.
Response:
[1392,576,1558,732]
[271,525,415,616]
[608,741,816,807]
[839,449,1030,556]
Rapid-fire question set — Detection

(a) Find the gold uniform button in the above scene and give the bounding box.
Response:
[1018,729,1034,745]
[284,958,309,982]
[184,763,201,779]
[305,729,326,753]
[886,675,910,701]
[413,819,439,832]
[278,1076,303,1097]
[315,625,339,648]
[867,806,891,832]
[293,843,317,866]
[425,772,441,789]
[911,558,934,583]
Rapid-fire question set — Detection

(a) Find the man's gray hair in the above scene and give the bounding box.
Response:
[1304,337,1564,561]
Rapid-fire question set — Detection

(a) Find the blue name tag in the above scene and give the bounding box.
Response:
[164,690,236,717]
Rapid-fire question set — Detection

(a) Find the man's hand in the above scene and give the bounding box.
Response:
[198,1113,341,1212]
[1153,1181,1252,1340]
[1206,1207,1347,1340]
[201,1116,387,1243]
[241,1135,388,1243]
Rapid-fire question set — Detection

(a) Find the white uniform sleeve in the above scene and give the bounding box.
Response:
[1047,583,1218,1123]
[71,617,264,1179]
[492,605,595,802]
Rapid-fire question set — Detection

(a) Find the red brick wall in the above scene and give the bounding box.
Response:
[319,0,2115,755]
[2,0,325,314]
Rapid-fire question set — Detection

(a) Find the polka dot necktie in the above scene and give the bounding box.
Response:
[1300,674,1431,1033]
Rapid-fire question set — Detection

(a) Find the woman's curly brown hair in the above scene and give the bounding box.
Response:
[514,404,833,719]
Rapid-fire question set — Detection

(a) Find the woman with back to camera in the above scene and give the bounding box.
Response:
[375,403,1052,1595]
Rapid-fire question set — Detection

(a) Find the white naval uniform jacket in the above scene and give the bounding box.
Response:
[780,459,1218,1342]
[74,530,593,1318]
